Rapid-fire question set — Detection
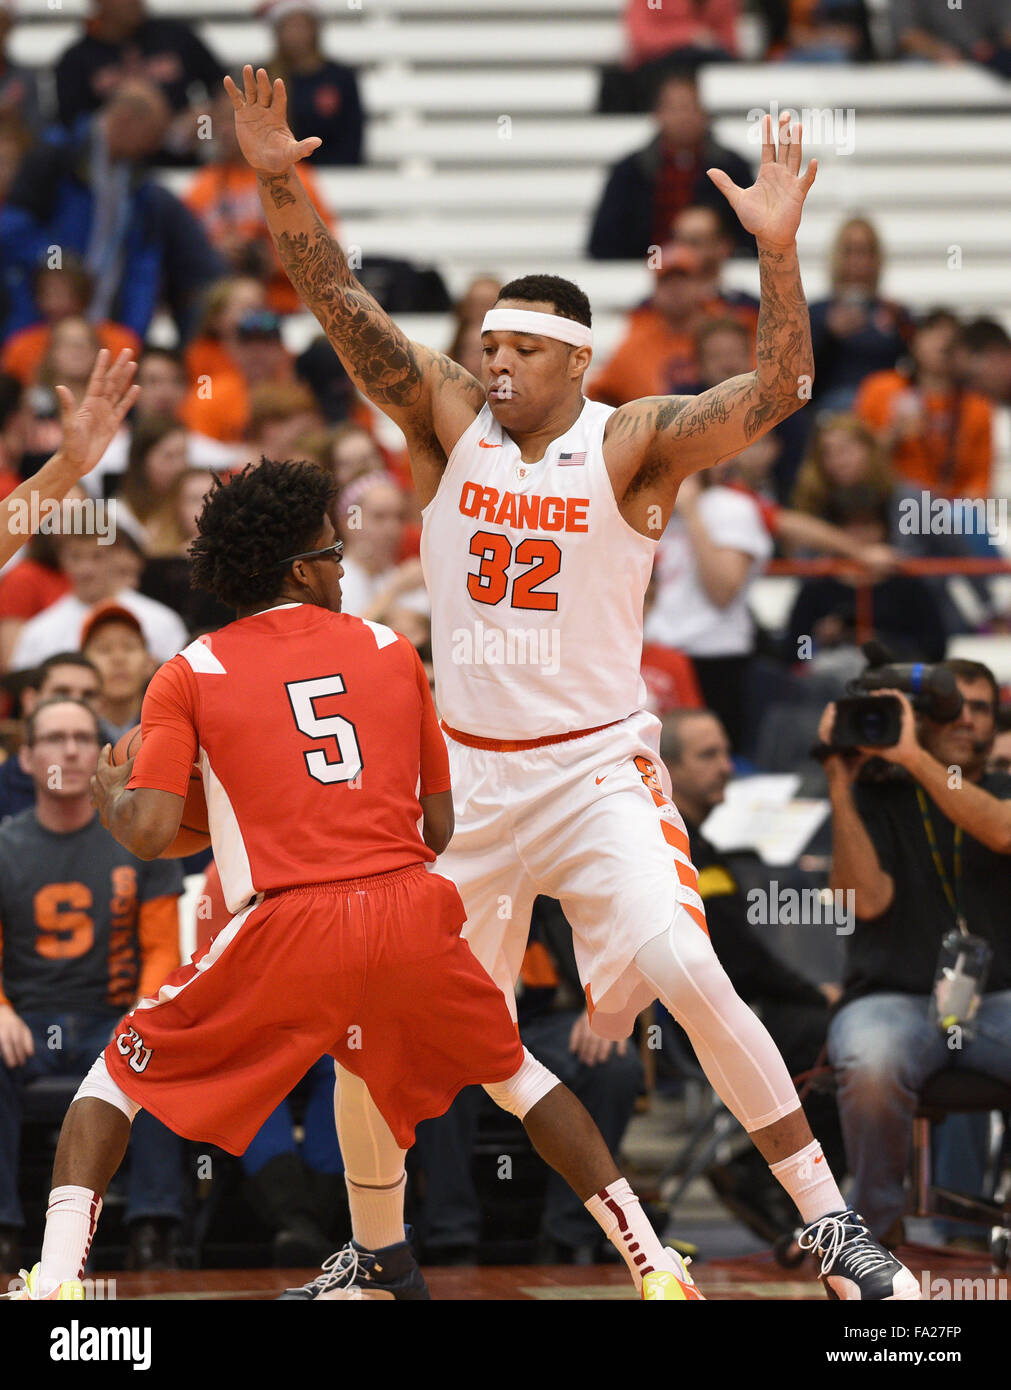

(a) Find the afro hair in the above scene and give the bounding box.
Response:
[188,458,337,609]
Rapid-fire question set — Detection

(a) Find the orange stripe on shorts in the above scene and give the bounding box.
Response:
[659,819,692,858]
[672,855,699,893]
[681,901,710,938]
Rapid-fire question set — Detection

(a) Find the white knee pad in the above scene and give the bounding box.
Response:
[74,1054,141,1124]
[483,1048,559,1121]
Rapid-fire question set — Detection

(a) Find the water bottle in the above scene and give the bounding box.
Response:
[932,930,992,1038]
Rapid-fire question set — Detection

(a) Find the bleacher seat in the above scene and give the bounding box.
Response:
[700,62,1010,111]
[10,19,625,68]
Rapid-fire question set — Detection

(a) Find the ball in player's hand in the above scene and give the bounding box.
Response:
[112,725,209,858]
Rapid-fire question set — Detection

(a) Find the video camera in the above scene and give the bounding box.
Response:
[825,643,963,751]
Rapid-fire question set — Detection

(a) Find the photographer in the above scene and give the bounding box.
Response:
[819,658,1011,1243]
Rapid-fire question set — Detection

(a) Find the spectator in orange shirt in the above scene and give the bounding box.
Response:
[587,242,709,406]
[671,204,759,341]
[1,259,140,387]
[184,89,338,317]
[17,318,104,473]
[855,310,993,503]
[180,276,269,442]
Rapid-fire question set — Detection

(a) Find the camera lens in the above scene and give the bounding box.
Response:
[858,709,886,742]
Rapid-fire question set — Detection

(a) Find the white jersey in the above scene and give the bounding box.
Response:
[420,398,655,740]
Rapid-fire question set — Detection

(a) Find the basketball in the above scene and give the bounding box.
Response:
[111,724,209,858]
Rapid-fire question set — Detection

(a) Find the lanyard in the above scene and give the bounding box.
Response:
[915,787,967,935]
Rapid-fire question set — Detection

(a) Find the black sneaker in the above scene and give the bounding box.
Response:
[276,1236,430,1301]
[798,1208,921,1300]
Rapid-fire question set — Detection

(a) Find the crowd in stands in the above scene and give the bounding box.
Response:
[0,0,1009,1274]
[601,0,1010,109]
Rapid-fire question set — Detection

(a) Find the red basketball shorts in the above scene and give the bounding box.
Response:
[104,864,524,1153]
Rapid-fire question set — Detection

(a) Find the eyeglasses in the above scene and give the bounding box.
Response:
[280,540,344,567]
[251,540,344,577]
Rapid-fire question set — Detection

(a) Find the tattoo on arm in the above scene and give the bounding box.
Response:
[269,199,424,408]
[261,175,296,210]
[262,171,484,419]
[753,245,812,413]
[620,244,813,493]
[262,168,489,419]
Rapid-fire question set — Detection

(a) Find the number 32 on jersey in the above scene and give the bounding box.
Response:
[467,531,561,611]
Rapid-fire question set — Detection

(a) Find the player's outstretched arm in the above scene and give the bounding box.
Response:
[609,113,816,511]
[225,67,483,499]
[0,349,138,568]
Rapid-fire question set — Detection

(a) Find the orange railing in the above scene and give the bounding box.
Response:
[764,556,1011,646]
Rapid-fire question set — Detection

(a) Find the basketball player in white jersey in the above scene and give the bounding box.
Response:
[0,349,138,568]
[228,66,918,1301]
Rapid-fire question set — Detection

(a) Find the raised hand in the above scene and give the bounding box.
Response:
[57,348,139,480]
[708,111,817,249]
[223,64,321,175]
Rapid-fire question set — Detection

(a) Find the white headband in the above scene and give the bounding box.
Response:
[481,308,593,349]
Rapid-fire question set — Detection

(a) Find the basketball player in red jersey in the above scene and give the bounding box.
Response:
[12,459,554,1301]
[229,66,918,1299]
[0,349,139,567]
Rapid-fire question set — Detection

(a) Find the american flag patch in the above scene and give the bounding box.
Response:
[558,451,586,466]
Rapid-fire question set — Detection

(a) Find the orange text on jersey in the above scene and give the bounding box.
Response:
[459,482,590,533]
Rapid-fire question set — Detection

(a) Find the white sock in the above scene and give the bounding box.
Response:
[585,1178,673,1290]
[346,1173,406,1251]
[39,1186,102,1295]
[768,1140,846,1225]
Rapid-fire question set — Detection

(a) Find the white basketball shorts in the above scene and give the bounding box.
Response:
[435,709,709,1041]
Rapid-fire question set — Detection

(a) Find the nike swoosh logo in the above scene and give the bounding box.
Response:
[814,1154,824,1164]
[478,439,501,448]
[595,775,607,785]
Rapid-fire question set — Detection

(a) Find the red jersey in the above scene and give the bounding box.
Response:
[128,603,450,914]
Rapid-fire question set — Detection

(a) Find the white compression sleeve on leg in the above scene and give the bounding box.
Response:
[634,922,801,1133]
[333,1063,407,1250]
[482,1047,559,1120]
[332,1062,406,1188]
[74,1054,141,1123]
